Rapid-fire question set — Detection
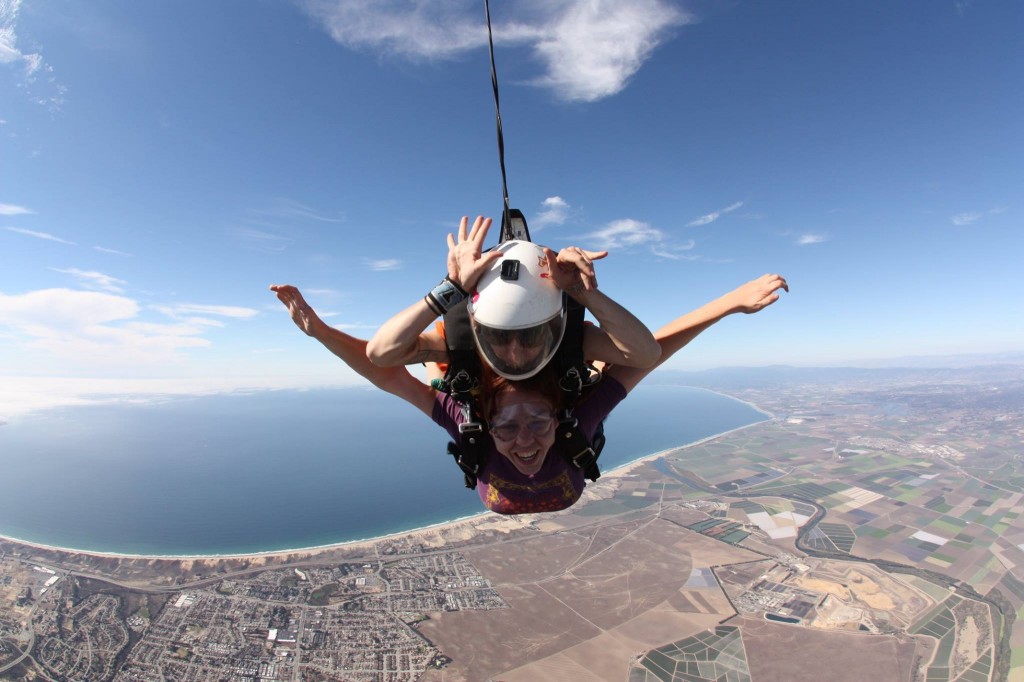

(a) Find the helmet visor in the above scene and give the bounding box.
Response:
[472,314,566,380]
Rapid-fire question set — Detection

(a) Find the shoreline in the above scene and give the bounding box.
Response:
[0,387,772,563]
[599,399,772,479]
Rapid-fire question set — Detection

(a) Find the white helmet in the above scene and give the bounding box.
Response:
[468,240,566,380]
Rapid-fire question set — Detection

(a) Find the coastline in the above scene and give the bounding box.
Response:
[0,387,771,564]
[599,390,773,479]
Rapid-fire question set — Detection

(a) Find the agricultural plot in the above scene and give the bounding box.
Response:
[687,519,749,545]
[909,595,995,682]
[804,523,856,554]
[629,626,749,682]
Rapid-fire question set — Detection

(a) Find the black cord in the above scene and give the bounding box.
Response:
[484,0,512,241]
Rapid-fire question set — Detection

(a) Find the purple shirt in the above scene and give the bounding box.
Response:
[432,376,627,514]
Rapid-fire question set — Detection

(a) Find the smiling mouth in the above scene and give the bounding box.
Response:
[513,450,540,465]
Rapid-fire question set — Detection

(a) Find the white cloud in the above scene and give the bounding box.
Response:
[651,239,697,260]
[797,234,826,245]
[1,0,63,110]
[0,375,367,420]
[0,202,33,215]
[333,322,379,331]
[0,0,39,71]
[950,212,982,226]
[528,0,691,102]
[5,226,76,244]
[364,258,402,271]
[301,0,690,102]
[687,201,743,227]
[155,303,260,319]
[0,288,137,328]
[50,267,127,293]
[302,0,485,59]
[584,218,664,250]
[252,197,345,224]
[0,289,260,368]
[0,288,204,363]
[533,196,571,229]
[231,227,295,254]
[93,245,133,256]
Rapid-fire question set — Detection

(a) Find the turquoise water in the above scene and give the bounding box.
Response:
[0,384,765,555]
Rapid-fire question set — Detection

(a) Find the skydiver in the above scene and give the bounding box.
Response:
[270,216,787,513]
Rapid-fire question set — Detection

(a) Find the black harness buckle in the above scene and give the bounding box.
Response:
[570,446,596,469]
[449,368,477,396]
[458,421,483,433]
[559,367,583,394]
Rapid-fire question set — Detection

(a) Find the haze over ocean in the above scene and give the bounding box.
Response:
[0,384,764,556]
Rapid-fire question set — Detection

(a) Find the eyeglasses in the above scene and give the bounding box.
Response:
[489,417,556,442]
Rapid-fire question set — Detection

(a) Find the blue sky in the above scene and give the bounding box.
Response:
[1,0,1022,412]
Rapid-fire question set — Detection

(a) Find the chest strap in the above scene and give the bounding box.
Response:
[556,411,606,482]
[448,401,489,489]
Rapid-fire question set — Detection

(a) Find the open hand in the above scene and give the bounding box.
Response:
[544,246,608,293]
[270,284,322,337]
[729,274,789,314]
[446,216,502,291]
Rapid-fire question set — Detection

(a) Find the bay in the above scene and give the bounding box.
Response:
[0,384,765,556]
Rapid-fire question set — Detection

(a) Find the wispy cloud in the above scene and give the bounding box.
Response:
[0,375,367,420]
[301,0,691,102]
[50,267,127,293]
[333,322,380,331]
[527,1,691,102]
[651,239,697,260]
[234,199,343,254]
[950,207,1006,226]
[231,227,295,254]
[155,303,260,319]
[0,202,33,215]
[533,196,571,229]
[797,233,826,245]
[147,302,261,343]
[5,226,76,244]
[94,245,133,256]
[950,211,982,226]
[686,201,744,227]
[583,218,665,250]
[0,288,209,365]
[1,0,65,111]
[0,0,41,73]
[363,258,402,271]
[253,198,345,224]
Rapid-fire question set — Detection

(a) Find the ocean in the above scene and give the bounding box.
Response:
[0,384,766,556]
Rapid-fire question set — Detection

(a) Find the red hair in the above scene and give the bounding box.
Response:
[478,364,564,421]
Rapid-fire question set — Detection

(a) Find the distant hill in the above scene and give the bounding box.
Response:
[649,356,1024,391]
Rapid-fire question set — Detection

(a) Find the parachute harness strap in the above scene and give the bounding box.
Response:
[485,0,512,241]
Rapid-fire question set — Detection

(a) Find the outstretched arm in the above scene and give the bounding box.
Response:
[270,284,436,417]
[607,273,788,393]
[545,246,662,369]
[366,216,501,367]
